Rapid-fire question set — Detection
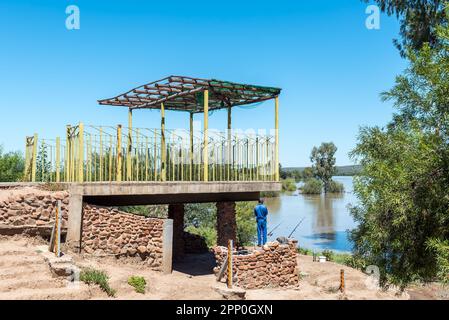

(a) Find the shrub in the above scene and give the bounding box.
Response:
[322,249,334,261]
[185,225,217,248]
[281,178,297,192]
[301,178,323,194]
[327,180,345,193]
[80,268,116,297]
[128,276,146,294]
[297,247,312,256]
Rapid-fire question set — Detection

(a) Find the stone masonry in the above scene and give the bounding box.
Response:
[216,201,236,247]
[82,204,165,270]
[213,240,299,289]
[0,188,69,234]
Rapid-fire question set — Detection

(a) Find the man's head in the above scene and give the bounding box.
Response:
[259,198,265,204]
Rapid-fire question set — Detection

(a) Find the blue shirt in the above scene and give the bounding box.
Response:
[254,204,268,221]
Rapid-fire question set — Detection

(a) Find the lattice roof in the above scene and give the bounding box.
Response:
[98,75,281,113]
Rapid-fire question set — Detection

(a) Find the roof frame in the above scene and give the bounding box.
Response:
[98,75,281,113]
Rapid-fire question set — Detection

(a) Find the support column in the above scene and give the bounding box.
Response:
[216,201,237,247]
[116,125,123,182]
[66,192,83,253]
[31,133,38,182]
[162,219,173,274]
[127,109,132,181]
[78,122,84,183]
[168,204,185,260]
[275,96,279,181]
[227,104,232,181]
[161,102,166,181]
[189,112,194,181]
[203,90,209,181]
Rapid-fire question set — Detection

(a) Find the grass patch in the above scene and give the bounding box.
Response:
[80,268,116,297]
[128,276,146,294]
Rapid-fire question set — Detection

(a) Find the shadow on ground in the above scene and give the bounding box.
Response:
[173,252,216,276]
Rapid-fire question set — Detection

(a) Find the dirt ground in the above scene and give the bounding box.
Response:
[0,235,447,300]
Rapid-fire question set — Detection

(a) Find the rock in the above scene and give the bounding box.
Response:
[213,285,246,300]
[137,246,147,254]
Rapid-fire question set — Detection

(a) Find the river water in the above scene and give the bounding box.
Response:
[265,176,357,253]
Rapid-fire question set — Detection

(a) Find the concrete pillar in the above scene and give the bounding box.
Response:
[168,204,185,260]
[162,219,173,274]
[216,201,237,247]
[66,192,83,253]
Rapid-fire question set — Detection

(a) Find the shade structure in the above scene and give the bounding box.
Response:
[98,75,281,112]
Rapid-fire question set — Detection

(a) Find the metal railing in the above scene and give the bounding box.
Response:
[24,123,277,183]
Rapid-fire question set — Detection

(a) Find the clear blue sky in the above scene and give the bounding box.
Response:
[0,1,406,167]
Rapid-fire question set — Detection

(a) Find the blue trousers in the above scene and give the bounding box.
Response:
[257,219,267,245]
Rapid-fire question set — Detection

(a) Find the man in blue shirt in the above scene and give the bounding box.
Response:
[254,198,269,246]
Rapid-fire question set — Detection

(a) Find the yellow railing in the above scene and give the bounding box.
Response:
[24,123,277,183]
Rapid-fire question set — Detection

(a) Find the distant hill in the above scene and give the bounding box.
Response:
[283,165,362,176]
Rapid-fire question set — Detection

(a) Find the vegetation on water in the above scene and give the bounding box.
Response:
[281,178,297,192]
[80,268,116,297]
[127,276,147,294]
[0,145,24,182]
[184,202,257,247]
[310,142,344,193]
[300,178,323,195]
[350,10,449,289]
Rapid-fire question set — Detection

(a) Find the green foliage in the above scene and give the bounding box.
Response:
[0,145,25,182]
[36,143,51,182]
[121,205,167,218]
[297,247,313,256]
[362,0,447,56]
[327,180,345,193]
[350,21,449,289]
[300,178,323,194]
[322,249,334,261]
[427,239,449,284]
[127,276,146,294]
[185,225,217,248]
[310,142,338,192]
[236,201,257,247]
[281,178,297,192]
[260,190,280,198]
[301,167,314,180]
[80,268,116,297]
[184,202,257,248]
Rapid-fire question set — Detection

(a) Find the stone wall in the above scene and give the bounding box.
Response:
[0,188,69,234]
[82,204,165,270]
[213,240,299,289]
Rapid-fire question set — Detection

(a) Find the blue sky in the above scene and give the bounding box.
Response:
[0,1,406,167]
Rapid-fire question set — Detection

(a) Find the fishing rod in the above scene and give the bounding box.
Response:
[267,222,282,237]
[288,217,305,238]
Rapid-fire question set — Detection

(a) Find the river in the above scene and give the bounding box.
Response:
[265,176,357,253]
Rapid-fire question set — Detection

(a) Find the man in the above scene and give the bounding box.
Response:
[254,198,269,246]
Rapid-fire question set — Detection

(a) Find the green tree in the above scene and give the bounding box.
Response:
[301,167,314,181]
[350,18,449,288]
[310,142,337,192]
[0,145,25,182]
[362,0,447,56]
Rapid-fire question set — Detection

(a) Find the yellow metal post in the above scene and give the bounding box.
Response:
[31,133,38,182]
[108,135,113,181]
[24,138,30,180]
[99,127,103,181]
[117,125,123,181]
[127,109,133,181]
[136,128,140,181]
[65,126,70,182]
[227,105,231,181]
[203,90,209,181]
[78,123,84,182]
[161,103,166,181]
[189,112,194,181]
[56,137,60,183]
[275,96,279,181]
[145,136,149,181]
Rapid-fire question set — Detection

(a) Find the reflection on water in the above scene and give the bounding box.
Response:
[265,176,357,253]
